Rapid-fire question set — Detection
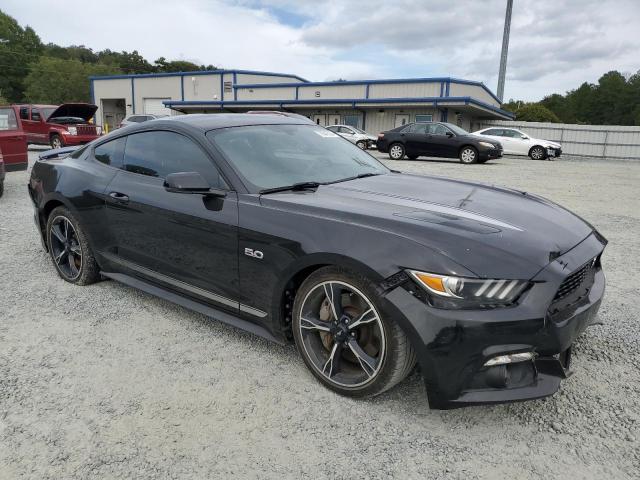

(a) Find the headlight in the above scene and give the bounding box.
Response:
[408,270,530,309]
[67,127,77,135]
[478,141,496,148]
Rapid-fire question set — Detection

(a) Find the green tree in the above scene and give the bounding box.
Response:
[23,57,120,104]
[0,10,43,102]
[514,103,561,123]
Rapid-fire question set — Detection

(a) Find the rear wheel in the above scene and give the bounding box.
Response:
[389,143,405,160]
[292,266,416,397]
[356,140,367,150]
[46,206,100,285]
[50,134,63,149]
[459,146,478,164]
[529,146,546,160]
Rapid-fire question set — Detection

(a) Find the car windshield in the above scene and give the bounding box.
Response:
[350,126,366,134]
[443,123,469,136]
[207,124,388,191]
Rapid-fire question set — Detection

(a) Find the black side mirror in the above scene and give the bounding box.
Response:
[164,172,226,197]
[445,131,454,138]
[521,135,529,140]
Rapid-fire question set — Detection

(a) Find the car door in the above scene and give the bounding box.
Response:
[404,123,431,155]
[0,107,28,170]
[103,129,240,312]
[427,123,458,157]
[339,126,357,143]
[503,129,530,155]
[29,107,49,144]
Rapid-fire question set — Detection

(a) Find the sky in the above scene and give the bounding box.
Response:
[4,0,640,101]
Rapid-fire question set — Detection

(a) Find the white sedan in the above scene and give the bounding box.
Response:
[472,127,562,160]
[326,125,378,149]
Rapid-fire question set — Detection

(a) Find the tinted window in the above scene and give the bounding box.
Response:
[483,129,503,136]
[502,129,521,138]
[207,124,388,191]
[94,137,126,168]
[409,123,428,134]
[19,107,29,120]
[0,108,19,131]
[123,131,224,187]
[31,108,42,121]
[70,144,91,159]
[432,124,448,136]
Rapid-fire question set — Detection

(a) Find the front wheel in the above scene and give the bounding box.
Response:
[356,140,367,150]
[459,146,479,164]
[46,206,100,285]
[529,146,547,160]
[50,134,63,149]
[292,266,416,397]
[388,143,405,160]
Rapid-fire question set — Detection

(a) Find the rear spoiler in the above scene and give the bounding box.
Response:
[38,146,80,160]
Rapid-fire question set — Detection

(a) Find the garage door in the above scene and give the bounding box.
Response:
[143,98,172,116]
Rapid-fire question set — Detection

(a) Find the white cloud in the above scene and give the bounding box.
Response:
[3,0,639,100]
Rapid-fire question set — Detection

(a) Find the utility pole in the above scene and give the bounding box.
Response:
[497,0,513,102]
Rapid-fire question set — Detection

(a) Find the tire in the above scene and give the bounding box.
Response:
[356,140,367,150]
[529,146,546,160]
[407,155,419,160]
[0,180,4,198]
[50,134,63,149]
[46,206,100,285]
[459,146,479,164]
[388,143,405,160]
[292,266,416,398]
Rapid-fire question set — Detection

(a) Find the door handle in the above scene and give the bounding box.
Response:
[108,192,129,203]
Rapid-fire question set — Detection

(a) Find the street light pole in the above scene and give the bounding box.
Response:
[497,0,513,102]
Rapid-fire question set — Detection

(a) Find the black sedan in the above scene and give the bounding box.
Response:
[28,113,606,409]
[377,121,503,163]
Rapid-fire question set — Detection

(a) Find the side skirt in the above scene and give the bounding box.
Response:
[101,271,284,345]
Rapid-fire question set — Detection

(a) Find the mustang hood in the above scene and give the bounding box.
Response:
[267,173,595,279]
[47,103,98,122]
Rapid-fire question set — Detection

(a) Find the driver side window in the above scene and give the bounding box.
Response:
[122,131,227,188]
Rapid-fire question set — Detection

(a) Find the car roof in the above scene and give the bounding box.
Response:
[146,113,315,132]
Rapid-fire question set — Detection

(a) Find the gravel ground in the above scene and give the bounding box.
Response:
[1,150,639,479]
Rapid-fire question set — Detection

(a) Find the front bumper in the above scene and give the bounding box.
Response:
[382,232,606,409]
[479,147,503,160]
[61,134,100,146]
[547,147,562,158]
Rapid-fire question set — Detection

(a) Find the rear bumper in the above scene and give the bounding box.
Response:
[381,232,606,409]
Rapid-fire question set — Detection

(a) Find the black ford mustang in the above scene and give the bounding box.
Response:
[28,113,606,409]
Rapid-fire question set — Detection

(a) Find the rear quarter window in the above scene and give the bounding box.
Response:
[0,108,19,131]
[94,137,126,168]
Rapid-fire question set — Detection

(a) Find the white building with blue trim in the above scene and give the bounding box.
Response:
[90,69,514,133]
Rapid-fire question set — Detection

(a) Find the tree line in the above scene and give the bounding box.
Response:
[0,9,218,105]
[502,70,640,126]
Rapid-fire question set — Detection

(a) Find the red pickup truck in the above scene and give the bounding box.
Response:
[0,106,28,175]
[13,103,102,149]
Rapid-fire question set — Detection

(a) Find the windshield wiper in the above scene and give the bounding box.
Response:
[326,172,384,185]
[259,181,322,195]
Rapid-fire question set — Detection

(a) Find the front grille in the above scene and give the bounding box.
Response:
[76,125,97,136]
[553,257,597,301]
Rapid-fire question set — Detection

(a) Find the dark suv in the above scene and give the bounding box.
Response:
[377,122,503,164]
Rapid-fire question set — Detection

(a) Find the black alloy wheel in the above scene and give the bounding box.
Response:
[46,206,100,285]
[293,267,416,397]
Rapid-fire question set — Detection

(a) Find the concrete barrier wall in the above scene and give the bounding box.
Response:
[471,120,640,159]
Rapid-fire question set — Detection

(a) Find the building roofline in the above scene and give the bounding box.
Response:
[163,96,514,119]
[234,77,502,105]
[89,69,309,83]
